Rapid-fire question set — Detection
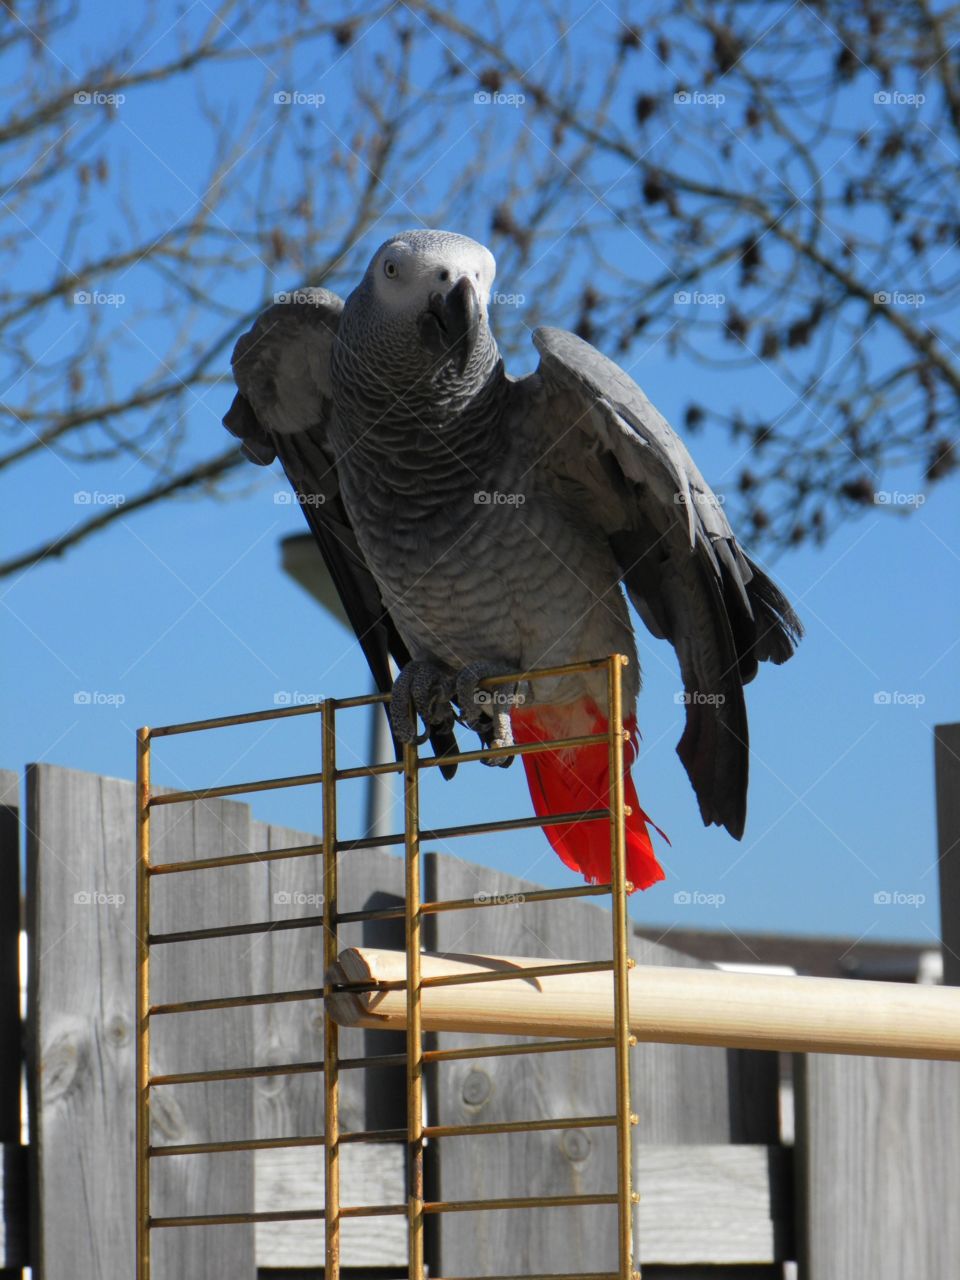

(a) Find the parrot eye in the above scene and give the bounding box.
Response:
[383,259,399,279]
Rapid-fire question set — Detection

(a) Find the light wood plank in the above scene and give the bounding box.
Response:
[148,792,258,1279]
[796,1054,960,1278]
[0,770,22,1272]
[936,723,960,986]
[26,764,140,1279]
[250,1141,783,1268]
[254,1143,405,1268]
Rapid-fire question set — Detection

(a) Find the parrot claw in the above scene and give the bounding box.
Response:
[455,663,518,767]
[390,660,457,746]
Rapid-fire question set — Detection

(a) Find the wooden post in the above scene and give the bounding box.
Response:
[26,763,259,1280]
[796,1055,960,1277]
[935,723,960,987]
[26,764,142,1279]
[0,770,24,1276]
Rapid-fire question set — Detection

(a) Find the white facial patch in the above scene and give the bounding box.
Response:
[373,231,497,314]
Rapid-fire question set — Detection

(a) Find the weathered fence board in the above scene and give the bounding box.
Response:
[148,794,258,1279]
[0,769,23,1275]
[935,723,960,987]
[247,818,407,1268]
[26,764,141,1279]
[248,820,407,1142]
[254,1144,405,1268]
[796,1053,960,1279]
[423,853,783,1276]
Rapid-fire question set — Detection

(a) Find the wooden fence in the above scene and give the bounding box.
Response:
[0,739,958,1278]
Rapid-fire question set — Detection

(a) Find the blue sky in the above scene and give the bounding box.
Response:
[3,0,958,945]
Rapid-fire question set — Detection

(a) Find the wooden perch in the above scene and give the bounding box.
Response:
[326,947,960,1061]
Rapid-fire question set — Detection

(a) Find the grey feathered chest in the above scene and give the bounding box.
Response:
[327,381,636,682]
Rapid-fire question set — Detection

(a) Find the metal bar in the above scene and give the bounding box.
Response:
[431,1274,618,1279]
[322,698,341,1280]
[423,1037,625,1065]
[150,1190,619,1231]
[333,882,610,925]
[145,660,610,739]
[404,737,425,1278]
[332,690,392,710]
[149,735,607,807]
[151,1205,407,1228]
[135,727,151,1280]
[476,656,612,686]
[608,654,635,1280]
[152,1117,620,1158]
[417,733,608,771]
[150,701,324,736]
[423,884,611,913]
[421,959,613,989]
[336,806,610,854]
[148,769,324,807]
[149,1128,407,1158]
[335,760,405,781]
[425,1193,618,1214]
[149,914,324,947]
[149,841,324,876]
[149,1052,406,1087]
[423,1115,616,1140]
[149,987,324,1016]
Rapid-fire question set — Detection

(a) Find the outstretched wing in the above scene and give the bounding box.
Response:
[519,326,802,838]
[223,289,457,773]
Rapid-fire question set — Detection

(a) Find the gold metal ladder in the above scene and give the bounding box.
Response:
[135,653,639,1279]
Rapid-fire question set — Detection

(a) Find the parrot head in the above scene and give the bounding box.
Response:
[337,230,498,402]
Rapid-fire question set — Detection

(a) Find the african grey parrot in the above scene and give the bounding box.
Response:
[224,230,801,891]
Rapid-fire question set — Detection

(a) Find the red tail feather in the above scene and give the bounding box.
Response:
[511,701,667,893]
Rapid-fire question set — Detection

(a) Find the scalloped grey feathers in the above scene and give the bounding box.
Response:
[223,241,801,838]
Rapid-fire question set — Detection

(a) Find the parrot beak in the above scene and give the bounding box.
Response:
[418,275,481,375]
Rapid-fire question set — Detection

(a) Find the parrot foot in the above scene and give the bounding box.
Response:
[455,663,519,768]
[390,660,457,746]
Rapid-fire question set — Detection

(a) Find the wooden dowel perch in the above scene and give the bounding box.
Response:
[326,947,960,1061]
